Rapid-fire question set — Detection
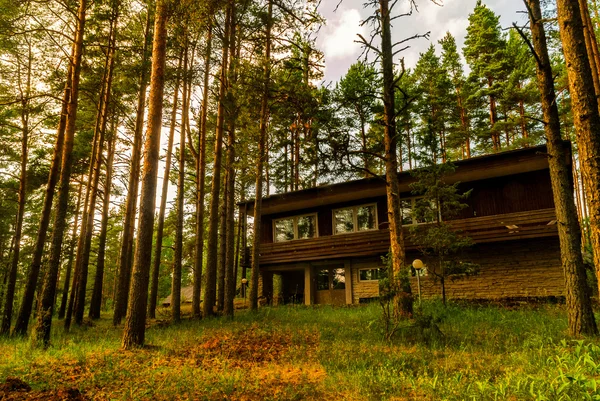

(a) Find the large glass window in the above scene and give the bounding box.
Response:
[359,268,383,281]
[400,197,439,225]
[317,269,330,290]
[333,204,377,234]
[273,214,317,242]
[297,215,316,239]
[332,268,346,290]
[274,218,294,242]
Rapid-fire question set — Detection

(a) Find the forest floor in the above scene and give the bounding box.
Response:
[1,301,600,400]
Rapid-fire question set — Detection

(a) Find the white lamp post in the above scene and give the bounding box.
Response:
[241,278,248,307]
[412,259,424,305]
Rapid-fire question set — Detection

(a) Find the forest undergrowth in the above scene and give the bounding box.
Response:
[1,301,600,400]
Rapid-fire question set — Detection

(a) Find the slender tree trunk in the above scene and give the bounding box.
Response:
[113,9,152,325]
[89,112,118,319]
[172,44,187,323]
[73,17,117,325]
[556,0,600,300]
[203,2,232,318]
[525,0,598,336]
[121,0,168,349]
[250,0,272,311]
[217,180,227,311]
[14,50,70,336]
[223,7,238,317]
[58,178,83,319]
[488,77,500,152]
[147,51,182,319]
[34,0,87,346]
[1,46,31,335]
[579,0,600,99]
[379,0,412,318]
[192,23,212,318]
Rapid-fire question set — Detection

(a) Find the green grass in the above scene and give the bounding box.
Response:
[1,301,600,400]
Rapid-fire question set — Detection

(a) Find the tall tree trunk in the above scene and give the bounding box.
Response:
[250,0,272,311]
[58,178,83,319]
[89,112,118,319]
[192,22,212,318]
[113,9,152,325]
[121,0,168,349]
[556,0,600,300]
[217,180,227,311]
[1,45,31,335]
[33,0,87,346]
[488,77,500,152]
[147,51,181,319]
[223,6,238,317]
[202,2,232,318]
[172,44,187,323]
[525,0,598,336]
[579,0,600,99]
[14,51,70,336]
[379,0,412,318]
[72,14,117,326]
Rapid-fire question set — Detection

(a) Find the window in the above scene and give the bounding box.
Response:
[317,268,346,290]
[400,197,438,225]
[333,204,377,234]
[273,214,317,242]
[359,268,383,281]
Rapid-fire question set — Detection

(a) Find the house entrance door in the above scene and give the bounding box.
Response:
[314,266,346,305]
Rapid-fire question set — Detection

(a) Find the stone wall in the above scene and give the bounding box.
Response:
[351,257,383,303]
[347,237,564,303]
[407,237,565,300]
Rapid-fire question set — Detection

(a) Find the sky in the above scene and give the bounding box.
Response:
[315,0,528,85]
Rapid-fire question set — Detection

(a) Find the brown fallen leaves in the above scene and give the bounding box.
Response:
[0,377,87,401]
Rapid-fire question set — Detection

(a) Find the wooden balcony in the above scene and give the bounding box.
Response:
[258,208,558,266]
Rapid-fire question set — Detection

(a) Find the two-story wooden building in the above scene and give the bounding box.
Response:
[239,144,567,305]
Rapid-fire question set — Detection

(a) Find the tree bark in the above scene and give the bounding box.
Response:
[113,9,152,325]
[89,111,118,319]
[192,22,212,318]
[556,0,600,300]
[379,0,412,318]
[121,0,168,348]
[147,51,181,319]
[58,178,83,319]
[33,0,87,346]
[250,0,272,311]
[223,4,238,317]
[72,14,117,325]
[13,51,71,336]
[526,0,598,336]
[217,177,228,311]
[172,43,187,323]
[203,2,232,317]
[1,44,31,336]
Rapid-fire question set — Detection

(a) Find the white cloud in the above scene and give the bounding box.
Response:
[320,9,364,61]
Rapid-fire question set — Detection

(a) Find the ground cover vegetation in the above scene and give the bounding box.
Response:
[2,302,600,400]
[1,0,600,394]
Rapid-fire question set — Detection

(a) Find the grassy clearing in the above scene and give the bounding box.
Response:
[1,301,600,400]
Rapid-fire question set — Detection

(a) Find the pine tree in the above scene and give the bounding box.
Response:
[463,0,508,152]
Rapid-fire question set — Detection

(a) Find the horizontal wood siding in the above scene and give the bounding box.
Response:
[259,208,557,265]
[455,170,555,219]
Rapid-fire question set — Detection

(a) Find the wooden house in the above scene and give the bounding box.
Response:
[239,144,568,306]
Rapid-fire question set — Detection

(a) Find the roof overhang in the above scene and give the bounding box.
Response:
[239,144,565,216]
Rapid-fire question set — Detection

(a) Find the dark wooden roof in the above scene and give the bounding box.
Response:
[240,143,567,216]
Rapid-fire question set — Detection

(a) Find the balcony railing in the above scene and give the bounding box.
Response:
[258,208,558,266]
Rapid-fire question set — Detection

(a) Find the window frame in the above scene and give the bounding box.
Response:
[332,203,379,235]
[272,213,319,243]
[400,196,441,226]
[358,268,383,282]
